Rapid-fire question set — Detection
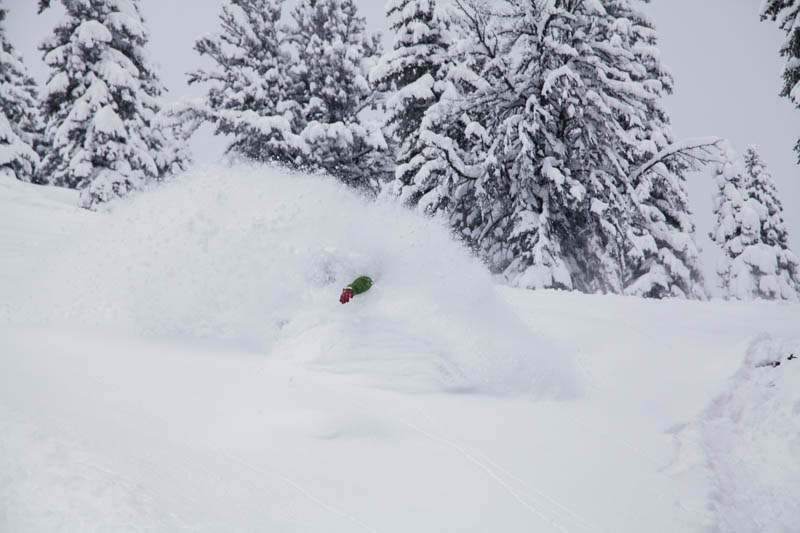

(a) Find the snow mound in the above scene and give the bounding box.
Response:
[7,165,577,396]
[671,335,800,532]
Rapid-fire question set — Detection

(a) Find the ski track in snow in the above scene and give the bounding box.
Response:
[2,166,800,532]
[407,404,607,533]
[671,335,800,533]
[301,372,603,533]
[215,451,380,533]
[394,415,591,533]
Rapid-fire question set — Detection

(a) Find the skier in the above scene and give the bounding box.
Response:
[340,276,373,304]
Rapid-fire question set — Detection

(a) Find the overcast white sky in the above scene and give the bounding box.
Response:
[5,0,800,257]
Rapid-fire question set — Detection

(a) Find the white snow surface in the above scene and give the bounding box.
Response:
[670,335,800,533]
[1,165,799,532]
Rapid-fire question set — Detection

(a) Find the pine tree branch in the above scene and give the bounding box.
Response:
[629,137,725,182]
[478,209,509,244]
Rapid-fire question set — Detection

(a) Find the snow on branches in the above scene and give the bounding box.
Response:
[371,0,451,198]
[761,0,800,163]
[38,0,187,208]
[0,4,43,182]
[389,0,707,298]
[711,145,800,301]
[185,0,388,192]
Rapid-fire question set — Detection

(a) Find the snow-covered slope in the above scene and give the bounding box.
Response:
[1,167,798,532]
[4,165,575,396]
[0,175,89,280]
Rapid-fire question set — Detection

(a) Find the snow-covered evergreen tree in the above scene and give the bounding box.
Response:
[402,0,706,297]
[761,0,800,163]
[610,0,707,299]
[186,0,292,164]
[185,0,387,191]
[38,0,187,208]
[0,3,43,182]
[384,0,484,217]
[371,0,450,203]
[711,146,800,301]
[284,0,388,190]
[741,146,800,300]
[392,0,505,271]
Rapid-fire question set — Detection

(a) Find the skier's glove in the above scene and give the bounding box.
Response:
[339,288,355,304]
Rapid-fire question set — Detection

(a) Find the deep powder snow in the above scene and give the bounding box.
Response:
[1,166,798,532]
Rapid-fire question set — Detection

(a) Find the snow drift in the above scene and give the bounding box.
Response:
[4,164,577,397]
